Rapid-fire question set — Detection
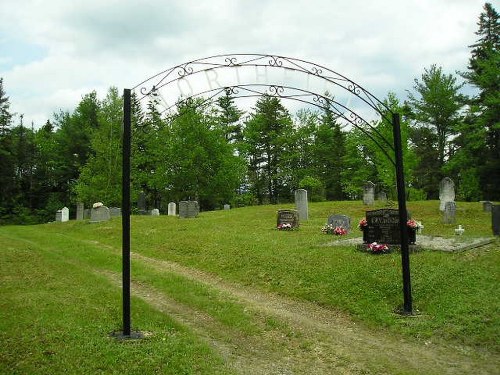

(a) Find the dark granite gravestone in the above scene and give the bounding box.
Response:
[179,201,199,218]
[483,201,493,212]
[363,209,414,244]
[137,191,147,214]
[327,214,351,233]
[277,209,299,228]
[492,205,500,236]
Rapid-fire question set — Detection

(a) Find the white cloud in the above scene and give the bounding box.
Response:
[0,0,489,127]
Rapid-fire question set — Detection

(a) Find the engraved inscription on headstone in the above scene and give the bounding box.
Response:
[327,214,351,233]
[277,209,299,228]
[364,209,408,244]
[443,201,456,224]
[294,189,308,221]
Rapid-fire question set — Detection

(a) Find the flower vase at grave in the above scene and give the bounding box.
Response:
[408,227,416,244]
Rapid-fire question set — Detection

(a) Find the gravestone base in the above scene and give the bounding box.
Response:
[356,243,423,253]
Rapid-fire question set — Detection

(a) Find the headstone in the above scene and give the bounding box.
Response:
[483,201,493,212]
[168,202,176,216]
[179,201,199,218]
[364,209,411,244]
[443,201,456,224]
[83,209,91,219]
[223,204,230,210]
[327,214,351,233]
[277,209,299,229]
[61,207,69,222]
[294,189,308,221]
[76,202,84,221]
[377,191,388,202]
[90,205,111,222]
[55,210,63,222]
[151,208,160,216]
[137,191,147,214]
[363,181,375,205]
[492,205,500,236]
[109,207,122,217]
[439,177,455,211]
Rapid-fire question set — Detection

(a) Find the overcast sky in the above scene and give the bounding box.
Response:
[0,0,490,128]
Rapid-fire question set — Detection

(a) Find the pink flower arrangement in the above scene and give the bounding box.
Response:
[321,224,347,235]
[367,242,389,253]
[277,223,293,231]
[358,218,368,230]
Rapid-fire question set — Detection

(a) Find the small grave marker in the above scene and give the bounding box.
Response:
[443,201,456,224]
[327,214,351,233]
[277,209,299,229]
[168,202,176,216]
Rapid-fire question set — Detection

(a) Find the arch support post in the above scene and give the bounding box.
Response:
[392,112,413,314]
[122,88,132,335]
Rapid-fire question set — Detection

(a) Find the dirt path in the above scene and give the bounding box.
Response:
[99,251,497,375]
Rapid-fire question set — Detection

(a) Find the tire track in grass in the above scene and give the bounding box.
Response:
[99,251,496,375]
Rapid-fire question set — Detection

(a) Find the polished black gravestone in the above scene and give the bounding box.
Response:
[492,205,500,236]
[363,209,415,244]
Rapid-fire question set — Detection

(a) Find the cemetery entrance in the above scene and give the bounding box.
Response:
[121,54,413,336]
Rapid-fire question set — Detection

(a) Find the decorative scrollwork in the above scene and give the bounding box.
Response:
[224,86,240,95]
[312,94,328,107]
[225,57,238,66]
[177,63,194,77]
[268,55,283,67]
[348,83,362,95]
[269,85,285,96]
[311,66,323,76]
[348,111,365,126]
[139,85,156,96]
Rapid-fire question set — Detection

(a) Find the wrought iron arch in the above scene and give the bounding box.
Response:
[120,54,413,337]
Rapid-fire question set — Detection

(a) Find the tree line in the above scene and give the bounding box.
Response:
[0,3,498,224]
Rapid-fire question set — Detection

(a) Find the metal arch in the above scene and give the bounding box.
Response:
[131,54,393,124]
[152,83,396,166]
[121,54,413,339]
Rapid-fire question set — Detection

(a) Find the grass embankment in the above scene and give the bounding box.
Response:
[0,200,498,374]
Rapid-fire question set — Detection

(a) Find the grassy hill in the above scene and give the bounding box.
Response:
[1,201,498,374]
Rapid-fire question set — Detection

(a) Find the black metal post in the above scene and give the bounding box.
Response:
[392,112,413,314]
[122,89,132,335]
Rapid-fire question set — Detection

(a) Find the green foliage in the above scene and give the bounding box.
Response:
[242,95,295,204]
[298,175,325,201]
[459,2,500,199]
[74,88,123,206]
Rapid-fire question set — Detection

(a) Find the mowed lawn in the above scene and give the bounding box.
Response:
[0,201,498,374]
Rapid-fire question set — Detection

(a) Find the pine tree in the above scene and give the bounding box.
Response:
[460,3,500,199]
